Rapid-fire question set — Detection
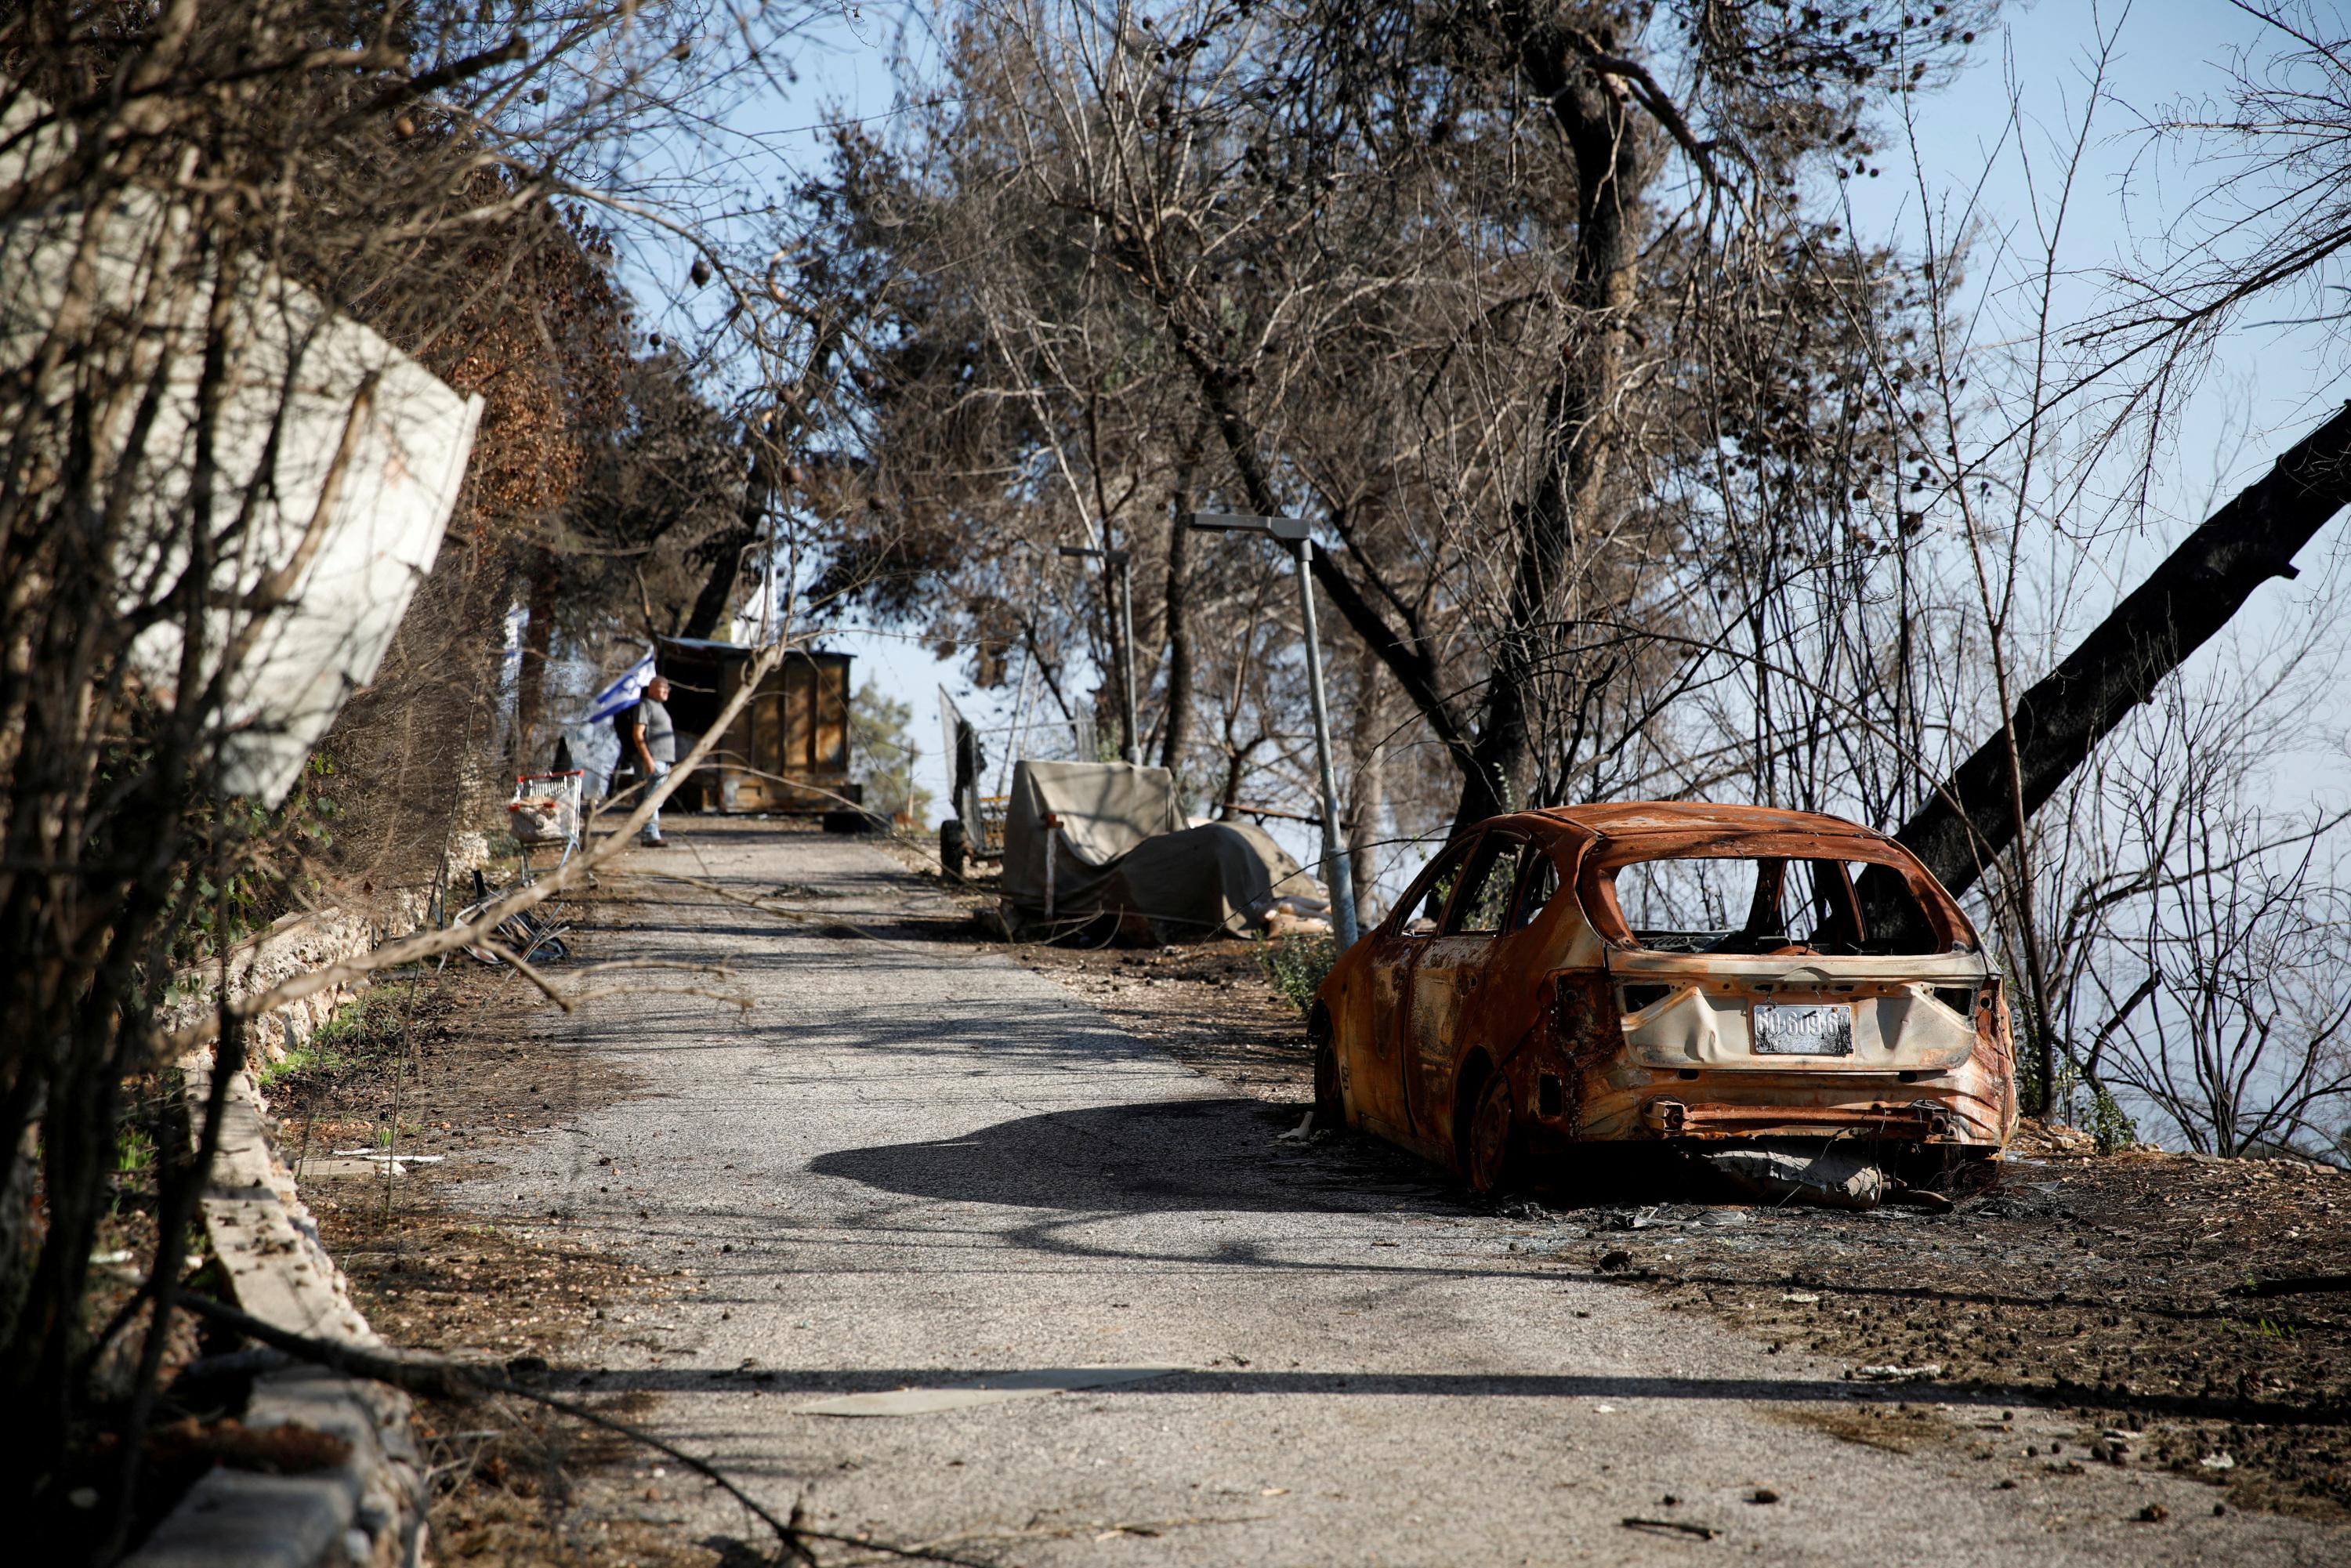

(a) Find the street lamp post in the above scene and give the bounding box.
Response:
[1182,512,1360,948]
[1056,544,1139,765]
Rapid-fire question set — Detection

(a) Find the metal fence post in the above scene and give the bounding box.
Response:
[1042,811,1059,923]
[1179,512,1360,949]
[1291,538,1358,949]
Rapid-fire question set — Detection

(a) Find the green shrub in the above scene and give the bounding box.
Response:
[1258,932,1338,1015]
[113,1125,156,1177]
[258,983,417,1088]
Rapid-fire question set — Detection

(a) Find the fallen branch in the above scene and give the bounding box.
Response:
[146,633,808,1066]
[1622,1515,1719,1541]
[1632,1266,2326,1331]
[474,937,574,1011]
[637,865,966,957]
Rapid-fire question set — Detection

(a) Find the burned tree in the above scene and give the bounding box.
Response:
[1889,402,2351,901]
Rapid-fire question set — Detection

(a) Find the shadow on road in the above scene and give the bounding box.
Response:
[810,1097,1452,1215]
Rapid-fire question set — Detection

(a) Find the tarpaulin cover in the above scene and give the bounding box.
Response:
[1000,761,1183,914]
[1102,821,1317,940]
[0,92,481,807]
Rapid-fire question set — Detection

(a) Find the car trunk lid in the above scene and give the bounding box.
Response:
[1603,947,1991,1072]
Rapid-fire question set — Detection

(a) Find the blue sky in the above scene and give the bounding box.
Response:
[625,1,2346,840]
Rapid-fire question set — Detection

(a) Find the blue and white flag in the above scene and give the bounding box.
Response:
[580,653,656,725]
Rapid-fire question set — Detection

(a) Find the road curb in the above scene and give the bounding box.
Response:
[125,1057,427,1567]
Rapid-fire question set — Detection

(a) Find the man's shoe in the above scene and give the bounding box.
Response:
[639,836,668,848]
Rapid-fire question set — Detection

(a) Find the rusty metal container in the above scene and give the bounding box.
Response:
[655,637,857,814]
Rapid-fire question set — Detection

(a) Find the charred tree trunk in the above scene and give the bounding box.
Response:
[1890,402,2351,902]
[513,550,558,768]
[1157,421,1206,775]
[1158,506,1194,773]
[1345,644,1390,923]
[1444,20,1644,838]
[1112,23,1650,836]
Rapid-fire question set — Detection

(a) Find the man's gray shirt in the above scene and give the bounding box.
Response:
[626,698,676,766]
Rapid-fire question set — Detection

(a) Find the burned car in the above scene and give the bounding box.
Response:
[1310,803,2017,1195]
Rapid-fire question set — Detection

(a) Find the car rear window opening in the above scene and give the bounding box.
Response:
[1602,854,1947,956]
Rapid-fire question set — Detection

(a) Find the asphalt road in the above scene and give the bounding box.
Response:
[472,820,2339,1565]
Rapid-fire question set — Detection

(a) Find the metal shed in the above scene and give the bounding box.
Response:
[655,638,858,814]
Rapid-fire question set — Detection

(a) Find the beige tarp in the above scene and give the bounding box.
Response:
[1101,822,1317,940]
[0,92,481,807]
[1000,761,1183,915]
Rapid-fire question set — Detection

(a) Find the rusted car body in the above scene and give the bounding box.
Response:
[1311,803,2017,1193]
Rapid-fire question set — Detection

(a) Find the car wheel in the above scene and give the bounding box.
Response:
[1465,1071,1516,1195]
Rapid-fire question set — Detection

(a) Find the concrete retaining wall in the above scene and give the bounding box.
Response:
[131,845,487,1567]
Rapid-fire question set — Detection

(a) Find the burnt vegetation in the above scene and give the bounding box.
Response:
[5,0,2351,1561]
[794,0,2351,1161]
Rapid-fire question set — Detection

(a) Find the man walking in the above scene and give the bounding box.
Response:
[618,673,676,847]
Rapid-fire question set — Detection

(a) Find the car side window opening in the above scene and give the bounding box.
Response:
[1606,854,1943,956]
[1510,849,1561,930]
[1443,835,1523,936]
[1397,838,1476,934]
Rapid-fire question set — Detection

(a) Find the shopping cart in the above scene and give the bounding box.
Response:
[507,769,586,881]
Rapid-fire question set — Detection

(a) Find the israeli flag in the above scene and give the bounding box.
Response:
[580,653,656,725]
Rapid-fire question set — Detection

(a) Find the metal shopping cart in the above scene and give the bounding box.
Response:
[507,769,586,881]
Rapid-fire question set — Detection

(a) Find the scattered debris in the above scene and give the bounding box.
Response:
[1851,1363,1943,1382]
[1622,1515,1720,1541]
[1706,1140,1886,1211]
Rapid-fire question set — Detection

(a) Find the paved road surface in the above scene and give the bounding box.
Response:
[470,820,2336,1565]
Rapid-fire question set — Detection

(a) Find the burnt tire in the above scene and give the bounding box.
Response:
[1464,1071,1516,1196]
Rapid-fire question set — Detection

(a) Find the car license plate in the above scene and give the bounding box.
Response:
[1752,1003,1853,1056]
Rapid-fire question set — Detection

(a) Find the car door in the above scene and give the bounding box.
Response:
[1403,831,1527,1142]
[1356,838,1474,1139]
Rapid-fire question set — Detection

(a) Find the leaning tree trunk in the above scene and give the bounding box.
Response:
[1892,401,2351,901]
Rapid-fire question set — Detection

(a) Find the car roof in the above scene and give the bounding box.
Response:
[1507,800,1900,849]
